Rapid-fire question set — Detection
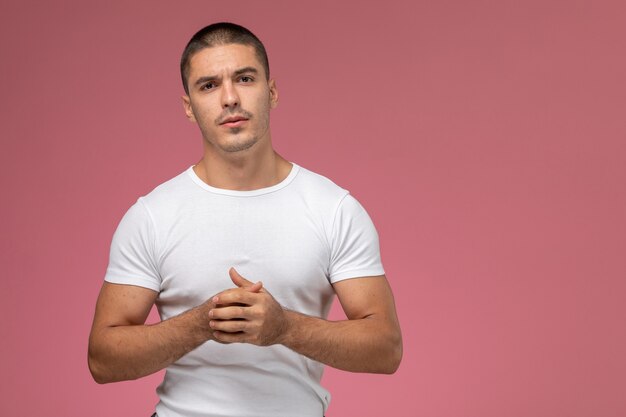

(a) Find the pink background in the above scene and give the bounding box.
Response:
[2,1,625,416]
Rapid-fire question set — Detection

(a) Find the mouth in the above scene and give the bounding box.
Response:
[220,115,249,128]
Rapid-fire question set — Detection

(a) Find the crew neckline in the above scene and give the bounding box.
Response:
[186,163,300,197]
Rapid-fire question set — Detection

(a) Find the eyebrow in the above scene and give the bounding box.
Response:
[194,66,259,87]
[234,66,258,76]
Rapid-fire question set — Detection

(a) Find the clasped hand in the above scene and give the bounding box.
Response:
[208,268,288,346]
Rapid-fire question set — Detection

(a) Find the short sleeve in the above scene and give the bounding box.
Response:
[328,194,385,283]
[104,198,161,292]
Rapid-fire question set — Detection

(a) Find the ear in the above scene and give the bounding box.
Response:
[181,95,197,122]
[268,79,279,109]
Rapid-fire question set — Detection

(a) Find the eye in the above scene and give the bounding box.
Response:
[239,76,254,83]
[201,82,216,90]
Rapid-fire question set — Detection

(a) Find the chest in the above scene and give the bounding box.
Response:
[153,200,335,319]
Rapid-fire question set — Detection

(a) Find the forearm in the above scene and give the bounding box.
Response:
[280,310,402,374]
[88,303,213,383]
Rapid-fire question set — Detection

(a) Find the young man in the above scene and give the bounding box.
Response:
[88,22,402,417]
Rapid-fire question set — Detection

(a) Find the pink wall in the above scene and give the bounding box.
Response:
[2,1,625,416]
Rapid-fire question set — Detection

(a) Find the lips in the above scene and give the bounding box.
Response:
[220,115,249,126]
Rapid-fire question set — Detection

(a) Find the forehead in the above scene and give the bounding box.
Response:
[188,43,264,78]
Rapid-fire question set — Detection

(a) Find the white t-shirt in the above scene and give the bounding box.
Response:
[104,163,384,417]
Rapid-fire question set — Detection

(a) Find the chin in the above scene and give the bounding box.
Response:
[221,137,258,153]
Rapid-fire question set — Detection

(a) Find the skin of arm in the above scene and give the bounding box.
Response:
[87,280,262,384]
[209,268,403,374]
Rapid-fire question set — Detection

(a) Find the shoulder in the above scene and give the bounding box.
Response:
[138,167,198,214]
[291,164,350,204]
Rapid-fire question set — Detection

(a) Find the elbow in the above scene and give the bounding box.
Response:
[384,344,402,375]
[88,347,142,384]
[91,372,111,385]
[389,349,403,374]
[88,355,110,384]
[88,332,111,384]
[88,348,117,384]
[383,334,403,374]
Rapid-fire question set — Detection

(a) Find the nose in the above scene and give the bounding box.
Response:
[221,80,240,109]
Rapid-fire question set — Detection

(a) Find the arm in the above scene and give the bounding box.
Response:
[209,269,402,374]
[284,275,402,373]
[87,280,261,384]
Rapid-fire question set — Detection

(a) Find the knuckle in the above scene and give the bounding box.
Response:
[248,307,258,318]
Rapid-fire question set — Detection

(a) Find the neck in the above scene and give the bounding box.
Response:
[193,140,291,191]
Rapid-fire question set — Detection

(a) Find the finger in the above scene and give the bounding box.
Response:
[229,267,263,292]
[210,319,250,333]
[212,289,254,306]
[213,330,247,344]
[209,305,249,320]
[213,288,260,306]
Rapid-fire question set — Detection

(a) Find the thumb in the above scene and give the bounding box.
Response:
[229,267,263,292]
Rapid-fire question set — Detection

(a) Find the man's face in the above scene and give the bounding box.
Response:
[182,44,278,154]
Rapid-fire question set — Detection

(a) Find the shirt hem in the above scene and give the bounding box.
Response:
[329,268,385,283]
[104,276,161,292]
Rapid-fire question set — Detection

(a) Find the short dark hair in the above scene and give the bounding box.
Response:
[180,22,270,94]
